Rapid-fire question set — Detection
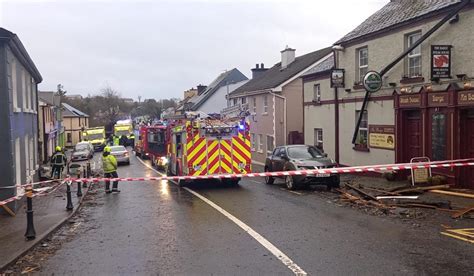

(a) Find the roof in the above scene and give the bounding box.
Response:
[229,47,333,96]
[335,0,462,45]
[62,103,89,117]
[38,91,60,106]
[0,28,43,82]
[301,54,334,78]
[190,68,248,110]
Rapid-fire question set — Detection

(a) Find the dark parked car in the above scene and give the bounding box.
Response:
[264,145,340,190]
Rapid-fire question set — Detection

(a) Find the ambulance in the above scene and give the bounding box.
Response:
[165,112,251,186]
[84,127,106,151]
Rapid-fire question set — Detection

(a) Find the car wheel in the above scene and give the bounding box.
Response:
[285,175,298,190]
[264,167,274,185]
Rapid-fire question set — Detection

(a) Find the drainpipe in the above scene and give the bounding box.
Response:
[332,50,340,164]
[269,92,287,145]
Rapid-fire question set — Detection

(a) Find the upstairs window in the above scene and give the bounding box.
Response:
[314,128,323,150]
[407,32,422,77]
[355,110,368,147]
[241,97,246,104]
[263,95,268,114]
[357,47,368,82]
[313,84,321,103]
[252,97,257,113]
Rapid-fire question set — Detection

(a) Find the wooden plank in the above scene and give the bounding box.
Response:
[345,183,379,201]
[1,204,16,217]
[451,205,474,219]
[396,185,450,194]
[429,189,474,199]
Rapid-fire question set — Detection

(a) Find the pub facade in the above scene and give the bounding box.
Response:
[306,1,474,187]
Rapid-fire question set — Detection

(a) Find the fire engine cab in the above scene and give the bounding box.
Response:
[164,112,251,186]
[134,124,168,169]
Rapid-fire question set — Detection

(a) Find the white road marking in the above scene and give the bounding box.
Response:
[135,156,308,275]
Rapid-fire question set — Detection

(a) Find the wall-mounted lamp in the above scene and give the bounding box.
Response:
[425,84,433,91]
[464,81,472,89]
[456,74,467,80]
[449,14,459,24]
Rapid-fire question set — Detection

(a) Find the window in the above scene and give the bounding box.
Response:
[407,32,422,77]
[263,95,268,114]
[31,77,36,112]
[15,138,21,185]
[241,97,246,104]
[266,135,274,154]
[355,110,368,146]
[313,84,321,103]
[12,59,19,111]
[67,133,72,143]
[258,134,263,152]
[250,133,256,150]
[21,69,27,110]
[233,98,238,106]
[431,113,446,161]
[358,47,368,82]
[24,135,30,177]
[314,128,323,150]
[252,97,257,113]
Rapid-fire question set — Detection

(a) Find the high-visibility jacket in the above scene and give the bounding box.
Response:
[113,137,120,146]
[51,153,67,166]
[102,154,117,173]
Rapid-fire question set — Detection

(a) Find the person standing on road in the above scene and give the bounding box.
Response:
[102,146,120,193]
[51,146,67,179]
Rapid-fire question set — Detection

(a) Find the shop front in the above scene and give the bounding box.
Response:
[395,84,474,188]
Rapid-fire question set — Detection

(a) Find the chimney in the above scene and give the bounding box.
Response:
[281,46,296,69]
[251,63,268,79]
[197,84,207,95]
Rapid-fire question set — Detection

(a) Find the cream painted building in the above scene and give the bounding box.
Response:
[62,103,89,147]
[303,0,474,187]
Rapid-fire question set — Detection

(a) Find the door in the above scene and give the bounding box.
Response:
[272,147,286,172]
[460,109,474,189]
[402,110,422,162]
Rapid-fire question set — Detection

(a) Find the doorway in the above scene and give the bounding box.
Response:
[460,109,474,189]
[402,110,422,162]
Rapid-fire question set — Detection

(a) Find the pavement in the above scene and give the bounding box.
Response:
[2,153,472,275]
[0,154,98,271]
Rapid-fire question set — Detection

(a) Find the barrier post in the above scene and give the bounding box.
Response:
[84,162,91,188]
[24,186,36,240]
[66,180,74,211]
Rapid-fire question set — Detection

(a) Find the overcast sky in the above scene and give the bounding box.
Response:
[0,0,387,100]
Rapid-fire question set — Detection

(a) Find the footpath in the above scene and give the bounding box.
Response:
[0,180,89,271]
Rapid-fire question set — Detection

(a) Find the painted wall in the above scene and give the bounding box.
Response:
[63,116,89,147]
[0,44,40,211]
[303,77,337,159]
[282,78,304,135]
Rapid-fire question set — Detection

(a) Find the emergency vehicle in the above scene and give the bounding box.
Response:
[134,125,168,169]
[114,120,133,145]
[83,127,106,151]
[165,112,251,186]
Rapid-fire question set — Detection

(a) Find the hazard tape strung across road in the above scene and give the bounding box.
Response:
[2,159,474,206]
[65,159,474,183]
[0,178,64,190]
[0,181,66,206]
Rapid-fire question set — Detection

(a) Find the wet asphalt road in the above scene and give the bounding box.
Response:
[37,153,474,275]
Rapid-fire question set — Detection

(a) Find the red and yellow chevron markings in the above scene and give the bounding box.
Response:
[220,139,233,174]
[186,131,207,176]
[232,132,251,174]
[207,140,221,175]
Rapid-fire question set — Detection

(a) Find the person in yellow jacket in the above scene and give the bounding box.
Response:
[102,146,120,193]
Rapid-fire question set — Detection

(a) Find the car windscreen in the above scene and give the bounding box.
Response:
[75,144,89,151]
[287,146,323,159]
[87,133,103,140]
[110,146,126,152]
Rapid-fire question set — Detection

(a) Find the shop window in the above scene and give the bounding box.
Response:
[263,96,268,114]
[355,110,368,147]
[406,31,422,78]
[314,128,323,150]
[313,84,321,103]
[357,47,368,83]
[431,113,446,161]
[266,135,274,154]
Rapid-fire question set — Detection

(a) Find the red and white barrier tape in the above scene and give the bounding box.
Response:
[66,159,474,183]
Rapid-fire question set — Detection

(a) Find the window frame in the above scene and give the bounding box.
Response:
[406,31,422,78]
[266,135,274,155]
[250,133,256,151]
[355,110,368,147]
[357,47,369,83]
[263,95,268,114]
[313,84,321,103]
[252,97,257,113]
[314,128,323,149]
[257,134,263,152]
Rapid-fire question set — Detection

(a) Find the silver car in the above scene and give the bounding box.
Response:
[109,145,130,165]
[71,142,94,162]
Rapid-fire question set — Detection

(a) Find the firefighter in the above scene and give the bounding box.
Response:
[102,146,120,193]
[51,146,67,179]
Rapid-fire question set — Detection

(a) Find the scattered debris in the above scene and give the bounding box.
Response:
[451,205,474,219]
[376,196,419,200]
[395,185,450,194]
[429,189,474,199]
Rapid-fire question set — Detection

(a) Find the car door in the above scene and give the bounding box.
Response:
[272,147,285,172]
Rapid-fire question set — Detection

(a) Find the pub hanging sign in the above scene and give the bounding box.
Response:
[431,45,452,79]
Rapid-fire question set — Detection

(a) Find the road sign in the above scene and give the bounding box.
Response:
[363,71,382,93]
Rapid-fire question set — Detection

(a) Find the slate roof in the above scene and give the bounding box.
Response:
[38,91,61,106]
[62,103,89,117]
[335,0,462,45]
[229,47,332,96]
[190,68,248,110]
[301,54,334,78]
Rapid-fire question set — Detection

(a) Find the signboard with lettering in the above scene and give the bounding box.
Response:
[369,125,395,150]
[399,94,421,107]
[428,92,448,107]
[431,45,452,79]
[330,69,345,88]
[458,91,474,105]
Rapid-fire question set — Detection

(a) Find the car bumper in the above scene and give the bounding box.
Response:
[115,156,130,163]
[293,174,339,184]
[71,156,89,162]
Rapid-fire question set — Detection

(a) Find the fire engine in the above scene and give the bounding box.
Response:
[134,125,168,169]
[164,112,251,186]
